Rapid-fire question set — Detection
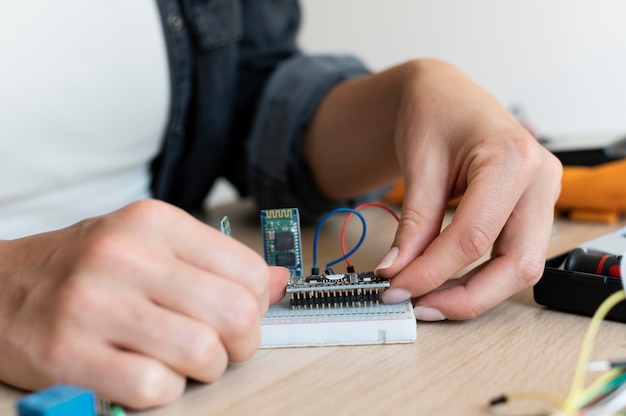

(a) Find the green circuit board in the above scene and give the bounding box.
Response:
[260,208,303,277]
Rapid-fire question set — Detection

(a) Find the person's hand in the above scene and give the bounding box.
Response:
[372,60,562,320]
[303,59,562,321]
[0,199,289,409]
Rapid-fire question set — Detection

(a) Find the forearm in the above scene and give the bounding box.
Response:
[302,61,408,200]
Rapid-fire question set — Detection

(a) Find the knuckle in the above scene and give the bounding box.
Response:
[124,198,167,217]
[250,271,270,301]
[544,150,563,176]
[510,131,542,162]
[516,255,544,288]
[203,356,229,381]
[461,305,481,321]
[477,128,541,174]
[193,347,230,380]
[79,231,127,265]
[452,295,487,321]
[118,199,175,229]
[128,366,184,409]
[231,325,261,362]
[398,206,432,234]
[457,224,493,262]
[224,293,259,339]
[184,331,222,369]
[415,263,447,294]
[401,206,429,227]
[544,153,564,195]
[239,262,271,301]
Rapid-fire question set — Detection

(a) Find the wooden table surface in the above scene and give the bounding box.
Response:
[2,200,625,416]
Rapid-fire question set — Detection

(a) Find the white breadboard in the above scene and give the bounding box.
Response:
[260,297,417,348]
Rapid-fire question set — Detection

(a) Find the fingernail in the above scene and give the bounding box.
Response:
[414,306,446,321]
[381,287,412,304]
[375,247,399,273]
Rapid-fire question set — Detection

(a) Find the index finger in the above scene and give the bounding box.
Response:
[412,157,560,319]
[119,200,272,311]
[387,141,538,300]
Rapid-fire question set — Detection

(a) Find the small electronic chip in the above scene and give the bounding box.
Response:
[260,208,303,276]
[286,272,390,309]
[274,231,294,251]
[219,216,231,236]
[275,251,296,267]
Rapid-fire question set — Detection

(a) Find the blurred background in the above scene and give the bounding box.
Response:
[299,0,626,138]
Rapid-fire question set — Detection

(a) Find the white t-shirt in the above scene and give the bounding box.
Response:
[0,1,171,239]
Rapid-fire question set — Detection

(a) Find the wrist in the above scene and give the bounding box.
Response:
[303,63,407,200]
[0,239,10,276]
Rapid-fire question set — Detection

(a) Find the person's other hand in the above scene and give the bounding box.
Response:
[374,60,562,320]
[0,199,289,409]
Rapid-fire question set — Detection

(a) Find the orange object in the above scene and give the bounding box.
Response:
[555,158,626,222]
[383,158,626,223]
[383,180,405,205]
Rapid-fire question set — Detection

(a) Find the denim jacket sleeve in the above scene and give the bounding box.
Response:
[153,0,383,220]
[245,54,375,222]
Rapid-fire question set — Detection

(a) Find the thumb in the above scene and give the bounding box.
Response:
[268,266,290,305]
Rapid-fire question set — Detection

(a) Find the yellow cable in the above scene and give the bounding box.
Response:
[564,290,626,412]
[506,390,567,409]
[571,368,624,409]
[490,290,626,415]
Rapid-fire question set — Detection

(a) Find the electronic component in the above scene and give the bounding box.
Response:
[97,399,125,416]
[16,384,125,416]
[219,216,231,236]
[260,208,303,276]
[534,225,626,322]
[17,384,97,416]
[286,272,390,309]
[564,247,622,277]
[256,206,417,348]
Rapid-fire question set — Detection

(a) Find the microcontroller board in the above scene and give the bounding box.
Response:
[287,272,390,309]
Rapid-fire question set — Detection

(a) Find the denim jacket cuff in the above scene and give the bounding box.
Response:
[246,54,388,222]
